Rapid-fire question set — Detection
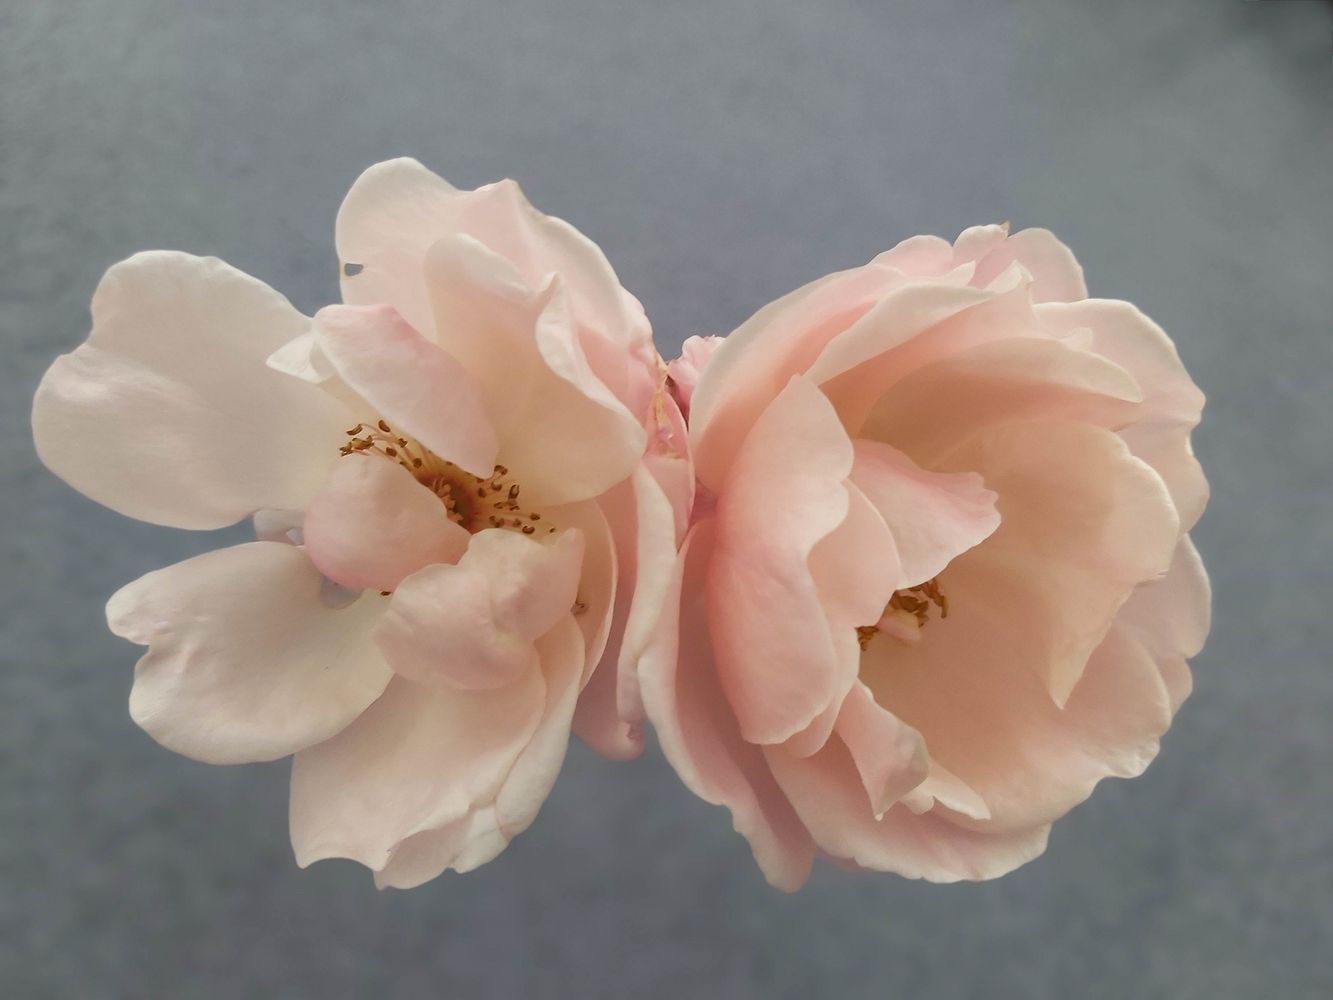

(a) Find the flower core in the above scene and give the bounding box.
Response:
[340,421,553,536]
[857,578,949,650]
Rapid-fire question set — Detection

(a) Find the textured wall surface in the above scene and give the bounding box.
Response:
[2,1,1330,997]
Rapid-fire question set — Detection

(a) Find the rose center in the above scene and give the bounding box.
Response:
[339,421,553,536]
[857,578,949,650]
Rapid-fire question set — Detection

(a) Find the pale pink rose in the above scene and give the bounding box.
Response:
[644,225,1209,889]
[32,158,684,888]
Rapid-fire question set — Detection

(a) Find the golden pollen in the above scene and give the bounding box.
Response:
[889,578,948,625]
[857,577,949,650]
[340,421,546,534]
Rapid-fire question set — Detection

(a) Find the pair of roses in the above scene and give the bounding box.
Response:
[33,159,1208,890]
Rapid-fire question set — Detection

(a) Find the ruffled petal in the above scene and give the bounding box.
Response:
[335,159,648,366]
[766,739,1050,881]
[372,616,586,888]
[834,682,928,818]
[303,456,470,592]
[869,234,959,278]
[32,253,350,529]
[1038,298,1208,529]
[335,157,464,336]
[373,529,584,691]
[859,335,1144,466]
[312,303,498,478]
[808,481,902,630]
[569,479,641,759]
[900,759,992,820]
[803,279,997,390]
[814,271,1055,432]
[689,262,904,491]
[782,482,901,758]
[954,225,1088,303]
[289,667,546,876]
[850,439,1000,588]
[1115,536,1210,712]
[109,541,392,764]
[861,428,1183,831]
[934,420,1179,705]
[571,464,682,761]
[424,237,644,505]
[708,377,852,745]
[540,499,616,685]
[450,178,652,363]
[666,335,724,419]
[638,520,815,890]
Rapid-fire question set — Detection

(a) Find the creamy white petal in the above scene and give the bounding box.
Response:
[109,541,393,764]
[33,253,351,529]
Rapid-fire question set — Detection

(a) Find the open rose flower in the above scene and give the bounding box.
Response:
[32,158,685,888]
[645,225,1209,889]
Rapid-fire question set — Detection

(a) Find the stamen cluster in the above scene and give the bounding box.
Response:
[340,420,554,536]
[856,578,949,651]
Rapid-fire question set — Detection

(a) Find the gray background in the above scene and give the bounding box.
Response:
[2,1,1330,997]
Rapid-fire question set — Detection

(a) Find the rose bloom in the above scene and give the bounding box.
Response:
[32,159,685,888]
[647,226,1209,889]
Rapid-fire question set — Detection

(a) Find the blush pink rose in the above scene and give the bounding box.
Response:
[645,225,1209,889]
[32,158,685,888]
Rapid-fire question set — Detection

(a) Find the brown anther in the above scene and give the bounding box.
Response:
[573,600,588,615]
[856,626,879,651]
[338,422,549,538]
[886,577,949,629]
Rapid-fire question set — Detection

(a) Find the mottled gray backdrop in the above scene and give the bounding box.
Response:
[2,1,1330,997]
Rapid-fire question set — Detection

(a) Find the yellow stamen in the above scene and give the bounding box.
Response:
[340,420,546,535]
[857,577,949,650]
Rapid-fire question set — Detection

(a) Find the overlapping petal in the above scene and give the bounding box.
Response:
[32,253,351,529]
[424,237,645,505]
[374,529,584,691]
[303,457,471,593]
[313,303,499,478]
[1038,298,1209,529]
[289,667,546,874]
[849,440,1000,588]
[708,376,854,746]
[109,542,393,765]
[638,521,816,890]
